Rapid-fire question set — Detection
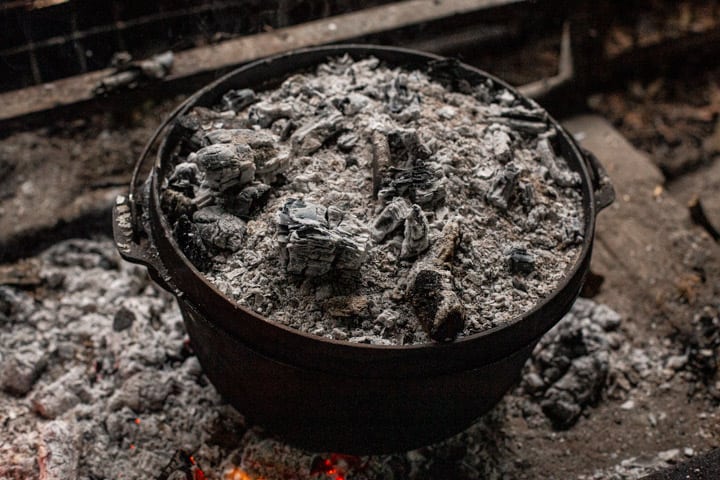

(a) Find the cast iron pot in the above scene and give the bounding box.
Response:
[112,44,614,455]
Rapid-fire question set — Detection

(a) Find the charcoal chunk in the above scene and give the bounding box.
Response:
[371,130,391,198]
[486,162,519,211]
[221,88,257,112]
[409,268,465,342]
[161,189,197,224]
[113,306,135,331]
[507,247,535,275]
[220,182,271,219]
[337,131,359,152]
[201,129,280,178]
[388,128,432,165]
[195,143,256,192]
[291,110,344,155]
[193,206,246,252]
[0,349,48,396]
[276,199,368,277]
[537,138,581,188]
[167,161,200,195]
[378,163,446,208]
[173,214,211,270]
[334,214,370,272]
[284,226,338,277]
[334,92,371,115]
[371,197,411,242]
[384,73,419,114]
[400,205,430,259]
[176,107,247,151]
[249,101,294,128]
[485,127,513,164]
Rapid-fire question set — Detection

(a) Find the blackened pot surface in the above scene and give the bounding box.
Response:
[113,44,614,454]
[182,299,536,454]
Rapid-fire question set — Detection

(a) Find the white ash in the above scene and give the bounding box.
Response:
[520,297,621,428]
[0,239,246,479]
[161,54,584,345]
[0,247,698,479]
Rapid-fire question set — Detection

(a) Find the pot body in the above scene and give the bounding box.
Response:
[181,299,535,453]
[113,44,614,454]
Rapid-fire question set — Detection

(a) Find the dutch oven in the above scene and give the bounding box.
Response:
[112,45,615,455]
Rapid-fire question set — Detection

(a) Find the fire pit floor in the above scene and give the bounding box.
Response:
[1,115,719,479]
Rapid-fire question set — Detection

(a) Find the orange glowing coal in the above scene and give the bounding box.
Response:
[224,467,264,480]
[310,453,365,480]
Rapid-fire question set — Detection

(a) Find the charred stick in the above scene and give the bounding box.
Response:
[371,130,390,199]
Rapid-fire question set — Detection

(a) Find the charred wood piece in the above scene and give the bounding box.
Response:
[94,51,173,95]
[371,130,391,198]
[485,127,513,164]
[333,92,371,116]
[176,107,248,152]
[337,131,359,152]
[537,138,581,188]
[378,164,446,208]
[385,73,418,114]
[161,189,197,225]
[220,182,272,219]
[249,101,294,128]
[409,268,465,342]
[488,115,547,134]
[201,128,288,184]
[486,162,520,212]
[431,219,462,264]
[291,110,344,156]
[284,226,338,277]
[193,206,246,253]
[194,143,256,192]
[495,105,548,123]
[427,57,474,94]
[507,247,535,275]
[335,221,370,273]
[220,88,257,113]
[173,215,211,271]
[167,162,200,196]
[277,199,368,277]
[518,181,536,211]
[401,205,430,259]
[388,129,432,166]
[371,197,411,242]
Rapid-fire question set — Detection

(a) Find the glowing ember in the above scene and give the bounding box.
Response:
[224,467,264,480]
[189,456,206,480]
[310,454,364,480]
[157,449,207,480]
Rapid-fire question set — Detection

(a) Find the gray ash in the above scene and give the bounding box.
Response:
[160,55,585,345]
[0,251,676,479]
[520,297,621,428]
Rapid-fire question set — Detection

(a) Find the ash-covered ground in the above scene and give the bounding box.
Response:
[2,238,715,480]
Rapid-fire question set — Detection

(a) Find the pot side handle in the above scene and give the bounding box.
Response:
[113,194,176,293]
[112,93,199,292]
[581,148,615,212]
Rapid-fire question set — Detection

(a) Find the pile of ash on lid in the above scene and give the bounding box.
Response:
[160,54,585,344]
